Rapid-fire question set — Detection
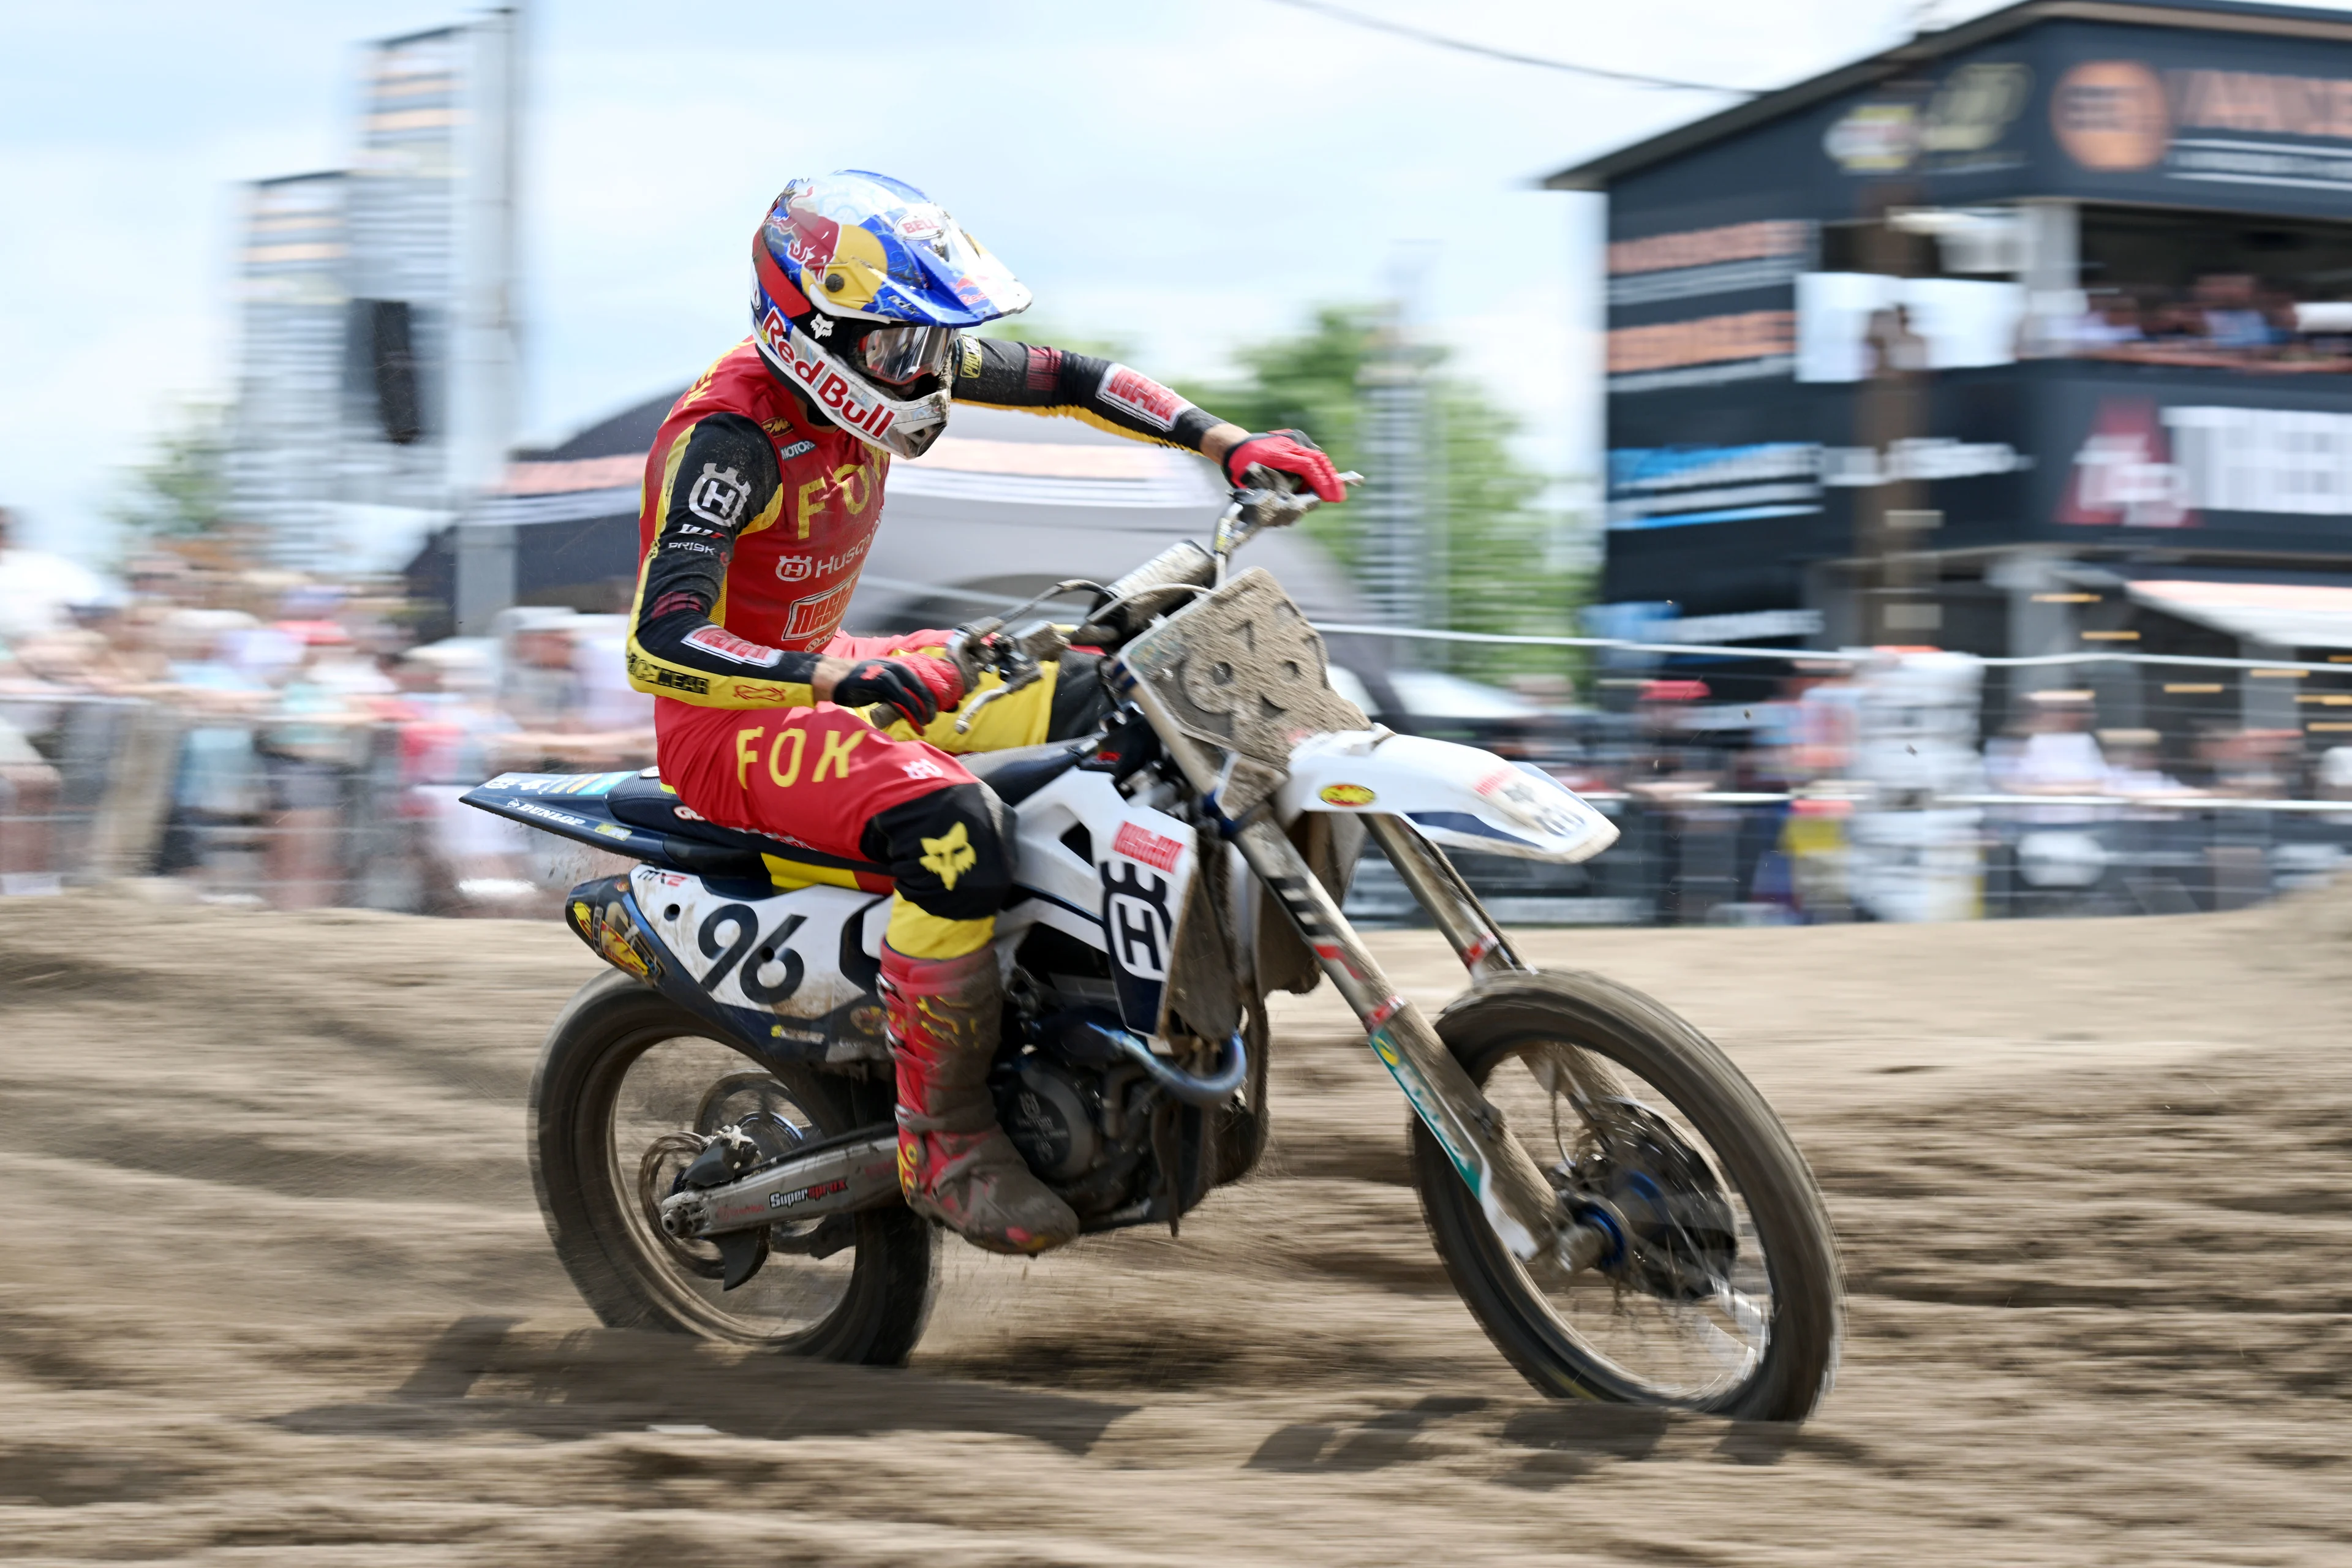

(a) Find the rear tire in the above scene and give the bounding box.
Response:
[1412,970,1841,1421]
[529,971,936,1363]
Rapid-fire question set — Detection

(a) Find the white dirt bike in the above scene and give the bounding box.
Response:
[464,474,1841,1420]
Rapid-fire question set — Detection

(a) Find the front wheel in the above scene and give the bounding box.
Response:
[530,971,936,1362]
[1412,970,1841,1420]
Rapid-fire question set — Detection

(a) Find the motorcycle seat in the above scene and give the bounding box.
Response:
[607,772,894,886]
[605,741,1082,887]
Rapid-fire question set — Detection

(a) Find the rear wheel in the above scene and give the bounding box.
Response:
[1412,970,1841,1420]
[530,971,935,1362]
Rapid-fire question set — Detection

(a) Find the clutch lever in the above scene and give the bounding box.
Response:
[951,617,1065,734]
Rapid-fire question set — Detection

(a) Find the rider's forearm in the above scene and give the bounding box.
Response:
[950,336,1228,453]
[626,610,829,709]
[1198,423,1247,467]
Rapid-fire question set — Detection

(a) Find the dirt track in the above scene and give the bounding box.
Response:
[4,891,2350,1565]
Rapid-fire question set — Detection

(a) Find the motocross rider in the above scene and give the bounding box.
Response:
[627,171,1344,1256]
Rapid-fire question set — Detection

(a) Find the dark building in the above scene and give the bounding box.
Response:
[1551,0,2352,738]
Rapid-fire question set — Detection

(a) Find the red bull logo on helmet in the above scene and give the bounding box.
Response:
[759,306,897,439]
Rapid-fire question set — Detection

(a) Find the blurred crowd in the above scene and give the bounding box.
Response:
[5,502,2349,924]
[1456,658,2352,925]
[0,508,651,912]
[2050,273,2352,371]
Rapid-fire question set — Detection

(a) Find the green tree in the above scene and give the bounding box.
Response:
[1175,307,1589,689]
[109,400,232,541]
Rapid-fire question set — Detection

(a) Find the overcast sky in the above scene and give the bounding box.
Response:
[1,0,2079,560]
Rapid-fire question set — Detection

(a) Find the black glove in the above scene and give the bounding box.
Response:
[829,658,946,728]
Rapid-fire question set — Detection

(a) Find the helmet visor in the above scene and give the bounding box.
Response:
[858,323,958,387]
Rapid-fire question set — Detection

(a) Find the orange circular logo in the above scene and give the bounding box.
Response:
[2052,60,2168,170]
[1319,783,1376,808]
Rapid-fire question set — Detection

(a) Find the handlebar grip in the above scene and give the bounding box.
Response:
[1240,462,1302,496]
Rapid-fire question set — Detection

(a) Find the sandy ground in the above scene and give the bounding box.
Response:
[2,890,2350,1566]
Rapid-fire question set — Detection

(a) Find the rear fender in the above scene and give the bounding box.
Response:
[1275,729,1618,864]
[460,771,671,862]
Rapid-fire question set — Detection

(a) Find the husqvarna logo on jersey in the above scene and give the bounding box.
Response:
[688,463,750,527]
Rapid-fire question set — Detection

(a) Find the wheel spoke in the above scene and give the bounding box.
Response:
[1489,1039,1776,1403]
[1715,1285,1769,1342]
[609,1035,860,1342]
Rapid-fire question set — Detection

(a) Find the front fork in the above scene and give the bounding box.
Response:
[1227,811,1605,1270]
[1363,813,1523,980]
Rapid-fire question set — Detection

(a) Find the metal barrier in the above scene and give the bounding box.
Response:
[1341,790,2352,929]
[8,659,2349,924]
[0,693,635,913]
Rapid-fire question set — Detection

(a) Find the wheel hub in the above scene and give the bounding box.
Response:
[1554,1098,1738,1301]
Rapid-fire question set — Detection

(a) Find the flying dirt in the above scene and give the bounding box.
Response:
[2,890,2350,1565]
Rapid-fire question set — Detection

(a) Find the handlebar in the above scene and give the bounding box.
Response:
[1215,466,1364,567]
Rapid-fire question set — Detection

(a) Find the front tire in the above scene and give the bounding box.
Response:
[1412,970,1841,1421]
[529,971,936,1363]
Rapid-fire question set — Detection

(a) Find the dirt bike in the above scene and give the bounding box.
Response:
[464,474,1842,1421]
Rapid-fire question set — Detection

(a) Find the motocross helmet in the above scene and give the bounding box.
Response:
[750,170,1031,459]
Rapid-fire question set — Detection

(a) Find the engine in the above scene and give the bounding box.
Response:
[992,1002,1207,1231]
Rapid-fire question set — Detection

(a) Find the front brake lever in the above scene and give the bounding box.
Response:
[952,619,1063,734]
[952,683,1012,734]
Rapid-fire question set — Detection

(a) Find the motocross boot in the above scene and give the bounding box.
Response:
[883,943,1079,1255]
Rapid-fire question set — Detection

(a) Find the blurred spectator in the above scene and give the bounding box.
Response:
[491,608,653,772]
[1865,303,1929,375]
[2194,273,2273,350]
[2200,726,2300,798]
[257,625,386,908]
[2096,728,2196,801]
[0,507,116,644]
[2070,292,2145,348]
[153,614,270,897]
[2056,274,2352,371]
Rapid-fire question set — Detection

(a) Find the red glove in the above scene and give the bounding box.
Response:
[1223,429,1344,503]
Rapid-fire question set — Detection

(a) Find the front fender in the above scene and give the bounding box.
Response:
[1275,729,1619,864]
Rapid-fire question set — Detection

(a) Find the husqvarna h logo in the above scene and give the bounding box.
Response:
[1099,862,1171,981]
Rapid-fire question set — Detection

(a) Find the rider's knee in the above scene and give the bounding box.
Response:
[862,782,1012,953]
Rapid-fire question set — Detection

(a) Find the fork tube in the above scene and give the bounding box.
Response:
[1226,812,1564,1262]
[1363,815,1523,978]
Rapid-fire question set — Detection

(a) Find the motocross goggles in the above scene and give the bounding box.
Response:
[856,322,959,387]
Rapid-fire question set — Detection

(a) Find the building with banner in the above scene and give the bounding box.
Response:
[226,16,521,574]
[1550,0,2352,734]
[224,173,349,567]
